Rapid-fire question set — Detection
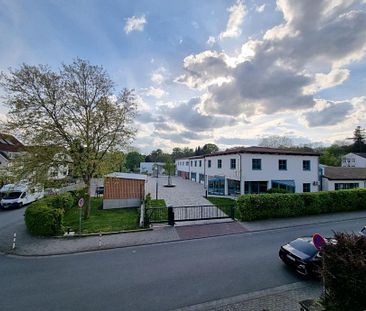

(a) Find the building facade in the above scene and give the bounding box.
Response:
[341,153,366,168]
[176,147,320,196]
[320,165,366,191]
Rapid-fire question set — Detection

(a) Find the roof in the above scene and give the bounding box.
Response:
[322,166,366,180]
[186,146,320,159]
[105,172,147,181]
[354,153,366,159]
[0,133,24,153]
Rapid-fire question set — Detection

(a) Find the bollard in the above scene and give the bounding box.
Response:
[98,232,102,248]
[12,233,16,250]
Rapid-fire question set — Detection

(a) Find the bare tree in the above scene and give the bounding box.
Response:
[258,135,293,149]
[1,58,137,218]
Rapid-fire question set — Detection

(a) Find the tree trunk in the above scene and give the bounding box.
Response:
[83,177,92,220]
[168,174,172,186]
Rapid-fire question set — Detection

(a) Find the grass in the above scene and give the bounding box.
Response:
[147,199,168,222]
[206,196,239,218]
[63,198,140,234]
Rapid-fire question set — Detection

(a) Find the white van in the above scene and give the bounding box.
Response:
[0,183,44,209]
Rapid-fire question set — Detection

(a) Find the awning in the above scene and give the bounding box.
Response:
[271,180,295,187]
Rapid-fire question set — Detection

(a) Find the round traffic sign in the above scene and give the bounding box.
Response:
[312,233,326,250]
[78,198,85,208]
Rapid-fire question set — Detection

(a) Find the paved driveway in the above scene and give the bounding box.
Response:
[146,176,212,206]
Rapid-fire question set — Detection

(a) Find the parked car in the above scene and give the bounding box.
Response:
[359,226,366,236]
[279,236,335,276]
[95,186,104,196]
[1,183,44,209]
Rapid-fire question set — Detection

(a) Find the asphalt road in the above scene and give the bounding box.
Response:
[0,216,364,311]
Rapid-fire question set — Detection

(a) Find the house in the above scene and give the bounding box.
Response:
[320,165,366,191]
[341,153,366,168]
[176,146,320,196]
[103,172,146,209]
[0,133,24,170]
[139,162,165,175]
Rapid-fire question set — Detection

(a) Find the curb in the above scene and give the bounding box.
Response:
[55,227,153,238]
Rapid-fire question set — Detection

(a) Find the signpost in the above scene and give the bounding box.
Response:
[312,233,326,250]
[78,198,84,235]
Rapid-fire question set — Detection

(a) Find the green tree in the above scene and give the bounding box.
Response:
[1,59,137,219]
[126,151,144,172]
[319,144,347,166]
[202,143,219,154]
[163,160,176,186]
[97,151,125,176]
[350,126,366,152]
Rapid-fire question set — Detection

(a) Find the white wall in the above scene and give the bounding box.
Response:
[342,153,366,168]
[189,158,205,182]
[175,158,190,173]
[322,178,366,191]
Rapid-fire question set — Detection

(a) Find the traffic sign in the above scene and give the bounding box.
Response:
[78,198,85,208]
[312,233,326,250]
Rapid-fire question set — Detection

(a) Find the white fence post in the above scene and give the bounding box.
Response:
[12,233,16,250]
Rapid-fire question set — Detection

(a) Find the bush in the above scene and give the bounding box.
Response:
[237,189,366,221]
[320,233,366,311]
[69,188,89,203]
[266,188,291,194]
[45,192,75,212]
[25,201,64,236]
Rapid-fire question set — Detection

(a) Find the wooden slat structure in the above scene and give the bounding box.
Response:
[104,177,145,200]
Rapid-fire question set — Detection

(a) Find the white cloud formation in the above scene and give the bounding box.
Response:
[141,87,168,98]
[176,0,366,120]
[150,67,167,85]
[207,36,216,46]
[219,0,247,39]
[255,4,266,13]
[124,15,147,34]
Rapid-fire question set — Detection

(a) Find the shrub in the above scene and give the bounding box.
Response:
[320,233,366,311]
[25,201,64,236]
[237,189,366,221]
[45,192,75,212]
[69,188,89,203]
[266,188,291,194]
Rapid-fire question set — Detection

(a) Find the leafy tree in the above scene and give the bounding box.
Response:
[125,151,144,172]
[259,135,293,148]
[202,143,219,155]
[1,59,137,218]
[319,144,348,166]
[163,160,176,186]
[97,151,125,176]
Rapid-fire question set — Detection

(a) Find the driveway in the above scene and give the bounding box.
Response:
[145,175,212,206]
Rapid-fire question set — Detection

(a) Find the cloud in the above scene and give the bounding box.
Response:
[124,15,146,34]
[255,4,266,13]
[159,98,238,131]
[176,0,366,120]
[151,67,167,85]
[141,87,168,98]
[303,100,353,127]
[207,36,216,46]
[216,137,258,146]
[219,0,247,39]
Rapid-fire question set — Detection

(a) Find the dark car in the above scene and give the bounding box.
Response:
[95,186,104,196]
[279,237,324,276]
[359,226,366,236]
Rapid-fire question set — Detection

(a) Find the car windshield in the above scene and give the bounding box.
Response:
[289,239,318,256]
[3,191,22,200]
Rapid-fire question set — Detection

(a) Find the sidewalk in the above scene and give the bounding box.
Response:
[1,209,365,256]
[175,281,323,311]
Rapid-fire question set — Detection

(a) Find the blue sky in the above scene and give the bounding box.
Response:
[1,0,366,153]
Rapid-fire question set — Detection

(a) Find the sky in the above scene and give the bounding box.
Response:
[1,0,366,153]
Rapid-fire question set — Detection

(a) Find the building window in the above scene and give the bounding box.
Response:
[208,160,211,168]
[186,161,189,166]
[208,176,225,195]
[217,159,222,169]
[245,181,267,194]
[303,160,311,171]
[335,183,359,190]
[228,179,240,195]
[303,183,311,192]
[230,158,236,169]
[252,159,261,170]
[199,160,202,167]
[279,159,287,170]
[195,160,197,167]
[191,161,193,166]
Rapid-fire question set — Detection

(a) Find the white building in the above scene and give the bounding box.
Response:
[176,147,320,196]
[341,153,366,168]
[320,165,366,191]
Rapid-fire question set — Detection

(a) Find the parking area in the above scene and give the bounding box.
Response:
[145,175,211,207]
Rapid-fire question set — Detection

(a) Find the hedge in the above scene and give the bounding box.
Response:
[25,201,64,236]
[237,189,366,221]
[45,192,75,212]
[321,233,366,310]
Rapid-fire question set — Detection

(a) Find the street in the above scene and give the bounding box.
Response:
[1,216,364,311]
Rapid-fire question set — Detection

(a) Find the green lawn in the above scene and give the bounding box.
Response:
[63,198,140,234]
[206,196,239,218]
[147,199,168,222]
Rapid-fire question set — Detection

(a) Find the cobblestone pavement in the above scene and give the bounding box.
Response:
[145,176,211,206]
[176,281,323,311]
